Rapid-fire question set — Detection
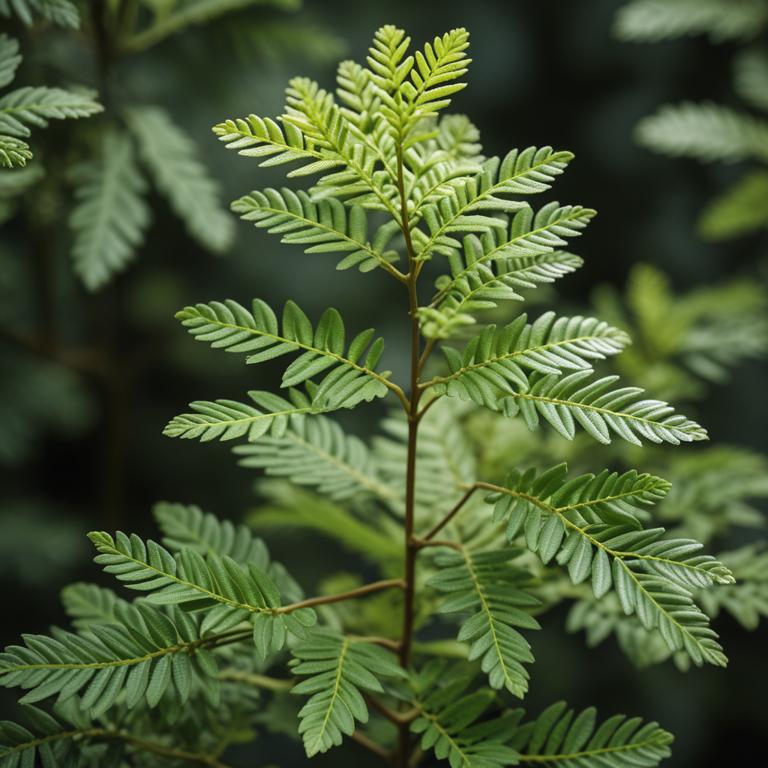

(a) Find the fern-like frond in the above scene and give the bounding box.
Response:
[0,86,101,137]
[213,112,340,174]
[61,583,130,629]
[426,313,630,401]
[411,661,675,767]
[232,187,399,273]
[398,27,471,143]
[490,464,728,583]
[0,133,30,167]
[435,114,483,161]
[410,662,521,768]
[68,129,150,290]
[511,701,673,767]
[164,389,316,443]
[364,25,413,100]
[125,105,234,253]
[281,76,400,215]
[400,115,485,209]
[164,332,390,442]
[422,249,583,338]
[88,530,316,654]
[234,412,396,504]
[366,25,470,147]
[487,465,732,666]
[659,447,768,542]
[406,154,482,213]
[566,593,676,669]
[426,202,595,333]
[289,629,405,757]
[154,501,270,565]
[412,148,577,260]
[153,500,303,600]
[175,298,395,402]
[429,548,540,698]
[0,601,217,713]
[0,0,79,28]
[0,34,21,90]
[177,299,392,402]
[636,102,768,162]
[734,48,768,112]
[335,59,379,131]
[0,704,84,767]
[615,0,768,43]
[498,369,707,445]
[699,170,768,240]
[397,115,484,209]
[698,545,768,630]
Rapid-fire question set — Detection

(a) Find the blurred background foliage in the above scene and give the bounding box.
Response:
[1,0,766,765]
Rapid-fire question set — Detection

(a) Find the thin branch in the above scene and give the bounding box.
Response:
[120,0,257,51]
[416,393,442,422]
[0,327,104,376]
[350,730,392,761]
[367,695,420,726]
[419,486,479,542]
[417,338,436,375]
[351,635,402,652]
[86,728,232,768]
[277,579,405,614]
[218,669,293,692]
[198,628,252,651]
[388,381,412,413]
[414,538,463,552]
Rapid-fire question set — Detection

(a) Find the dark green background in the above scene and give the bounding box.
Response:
[2,0,766,764]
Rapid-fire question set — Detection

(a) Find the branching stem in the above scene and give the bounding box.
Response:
[419,485,479,542]
[367,695,420,725]
[414,538,463,552]
[218,670,294,691]
[85,728,232,768]
[351,730,392,761]
[277,579,405,613]
[352,635,402,652]
[0,328,104,377]
[394,136,434,767]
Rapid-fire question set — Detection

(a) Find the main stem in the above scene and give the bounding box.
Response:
[400,270,420,671]
[396,145,422,768]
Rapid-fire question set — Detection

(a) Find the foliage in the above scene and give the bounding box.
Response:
[0,0,333,296]
[592,263,768,401]
[616,0,768,241]
[290,630,406,756]
[409,662,674,767]
[3,23,756,768]
[428,548,540,697]
[0,32,101,169]
[0,9,343,729]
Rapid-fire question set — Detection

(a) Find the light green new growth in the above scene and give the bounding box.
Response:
[0,22,742,768]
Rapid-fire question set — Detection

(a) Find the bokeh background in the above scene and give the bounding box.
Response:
[2,0,767,764]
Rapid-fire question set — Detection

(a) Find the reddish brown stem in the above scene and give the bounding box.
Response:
[394,142,425,768]
[420,485,479,542]
[351,730,392,761]
[278,579,405,614]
